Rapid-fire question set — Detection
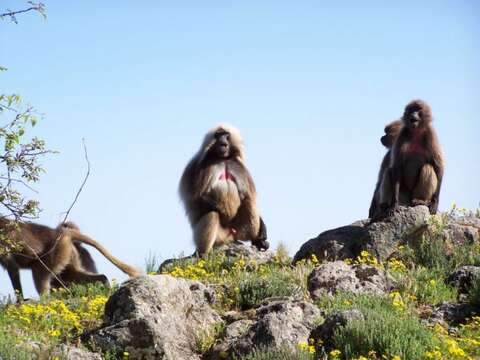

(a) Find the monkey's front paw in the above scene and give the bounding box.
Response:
[252,239,270,252]
[385,206,397,218]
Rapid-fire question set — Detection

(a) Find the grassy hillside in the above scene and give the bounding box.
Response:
[0,210,479,360]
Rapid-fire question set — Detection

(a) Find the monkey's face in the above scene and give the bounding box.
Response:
[403,100,431,130]
[214,131,231,158]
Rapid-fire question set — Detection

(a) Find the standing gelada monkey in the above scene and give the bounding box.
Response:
[179,124,269,256]
[380,100,444,215]
[368,119,403,219]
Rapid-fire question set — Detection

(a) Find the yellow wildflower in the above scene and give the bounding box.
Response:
[330,349,341,358]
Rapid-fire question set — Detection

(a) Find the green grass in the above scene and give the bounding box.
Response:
[0,282,114,359]
[144,250,162,274]
[391,266,457,305]
[468,274,480,308]
[228,273,303,310]
[160,247,314,311]
[316,292,445,360]
[330,295,441,360]
[234,346,316,360]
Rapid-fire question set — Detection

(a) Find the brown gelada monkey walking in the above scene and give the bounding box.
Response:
[179,124,269,256]
[0,219,141,299]
[378,99,444,218]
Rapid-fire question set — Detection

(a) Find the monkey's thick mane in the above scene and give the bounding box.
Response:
[197,123,246,164]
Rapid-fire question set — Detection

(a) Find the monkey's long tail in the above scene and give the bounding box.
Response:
[70,230,141,277]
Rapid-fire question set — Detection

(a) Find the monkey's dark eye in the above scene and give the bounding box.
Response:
[216,131,229,141]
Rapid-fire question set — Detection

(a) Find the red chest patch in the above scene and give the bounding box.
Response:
[219,170,235,181]
[407,130,426,154]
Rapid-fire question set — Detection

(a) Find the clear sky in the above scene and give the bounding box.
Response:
[1,0,479,298]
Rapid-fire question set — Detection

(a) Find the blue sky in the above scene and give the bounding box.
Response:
[1,0,479,298]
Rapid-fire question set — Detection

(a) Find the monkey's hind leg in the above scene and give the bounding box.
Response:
[411,164,437,206]
[31,264,52,296]
[64,250,110,287]
[231,200,269,251]
[6,262,23,300]
[194,212,233,256]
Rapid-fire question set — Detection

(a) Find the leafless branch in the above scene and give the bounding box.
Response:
[61,139,91,223]
[1,2,46,23]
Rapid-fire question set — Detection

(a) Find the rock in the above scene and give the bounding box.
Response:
[59,346,102,360]
[209,319,254,359]
[86,275,222,360]
[307,261,391,299]
[159,242,275,273]
[422,301,476,327]
[447,266,480,295]
[293,224,367,264]
[294,206,430,264]
[311,310,364,349]
[443,221,479,245]
[210,297,322,359]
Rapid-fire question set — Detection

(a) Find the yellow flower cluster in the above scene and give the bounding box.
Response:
[329,349,342,358]
[345,251,380,268]
[445,338,470,359]
[346,351,402,360]
[387,258,407,273]
[7,300,82,334]
[232,258,247,271]
[428,322,477,360]
[424,348,442,359]
[389,291,406,311]
[297,338,316,354]
[163,259,214,280]
[5,295,107,340]
[86,295,108,319]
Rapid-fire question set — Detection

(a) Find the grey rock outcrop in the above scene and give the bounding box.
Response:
[60,346,102,360]
[87,275,221,360]
[210,297,322,359]
[159,242,275,273]
[294,206,431,263]
[307,261,391,299]
[421,301,476,327]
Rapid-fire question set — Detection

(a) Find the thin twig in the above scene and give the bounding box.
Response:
[61,139,90,223]
[0,177,39,193]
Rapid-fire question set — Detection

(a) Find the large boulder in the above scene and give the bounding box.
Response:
[294,206,430,263]
[86,275,222,360]
[209,297,322,359]
[443,216,479,245]
[421,301,477,327]
[307,261,391,299]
